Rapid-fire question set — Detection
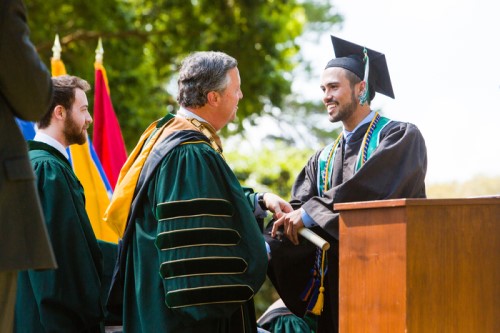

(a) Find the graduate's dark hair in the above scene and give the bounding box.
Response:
[342,68,375,104]
[176,51,237,108]
[38,75,90,129]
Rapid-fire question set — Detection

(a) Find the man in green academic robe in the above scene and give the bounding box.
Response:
[15,75,104,332]
[105,51,292,333]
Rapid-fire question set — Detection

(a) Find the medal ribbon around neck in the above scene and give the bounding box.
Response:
[186,118,224,158]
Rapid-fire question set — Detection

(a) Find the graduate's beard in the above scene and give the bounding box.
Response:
[63,113,87,145]
[330,90,357,123]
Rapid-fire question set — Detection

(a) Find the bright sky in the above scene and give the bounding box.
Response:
[295,0,500,184]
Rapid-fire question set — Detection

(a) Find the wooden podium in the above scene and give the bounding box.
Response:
[335,198,499,333]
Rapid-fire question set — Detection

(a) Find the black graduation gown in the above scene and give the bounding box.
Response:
[267,119,427,333]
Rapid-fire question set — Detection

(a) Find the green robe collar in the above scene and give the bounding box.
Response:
[28,140,72,170]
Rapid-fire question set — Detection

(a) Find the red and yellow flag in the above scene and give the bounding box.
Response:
[92,39,127,189]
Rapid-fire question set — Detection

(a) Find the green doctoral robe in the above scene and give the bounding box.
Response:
[15,141,104,333]
[118,125,268,332]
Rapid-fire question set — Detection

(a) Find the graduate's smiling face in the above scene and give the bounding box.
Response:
[320,67,359,124]
[63,88,92,145]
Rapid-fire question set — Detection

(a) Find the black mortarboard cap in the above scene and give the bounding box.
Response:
[326,35,395,99]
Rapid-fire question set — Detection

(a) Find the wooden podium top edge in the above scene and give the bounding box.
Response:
[334,196,500,211]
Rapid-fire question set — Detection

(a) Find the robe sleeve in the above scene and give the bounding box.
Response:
[27,159,103,332]
[152,142,268,323]
[297,122,427,239]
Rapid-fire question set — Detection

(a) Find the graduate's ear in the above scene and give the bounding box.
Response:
[356,81,367,99]
[206,91,220,107]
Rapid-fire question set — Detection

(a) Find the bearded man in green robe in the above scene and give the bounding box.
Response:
[15,75,105,332]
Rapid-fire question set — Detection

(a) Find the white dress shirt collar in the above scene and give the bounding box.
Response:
[33,132,69,159]
[343,110,375,144]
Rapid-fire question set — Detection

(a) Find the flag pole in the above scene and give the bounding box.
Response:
[52,34,61,60]
[95,37,103,64]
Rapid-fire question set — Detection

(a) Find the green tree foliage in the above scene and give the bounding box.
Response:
[226,143,314,199]
[26,0,342,149]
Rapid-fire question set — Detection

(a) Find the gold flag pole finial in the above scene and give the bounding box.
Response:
[52,34,62,60]
[95,37,104,64]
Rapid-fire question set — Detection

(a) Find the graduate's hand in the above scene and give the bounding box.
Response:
[262,193,293,220]
[271,209,304,245]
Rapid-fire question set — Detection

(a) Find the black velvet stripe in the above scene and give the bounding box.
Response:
[157,199,234,221]
[155,228,241,250]
[159,257,248,279]
[166,285,254,308]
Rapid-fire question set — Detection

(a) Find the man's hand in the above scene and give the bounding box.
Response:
[271,209,304,245]
[261,193,293,219]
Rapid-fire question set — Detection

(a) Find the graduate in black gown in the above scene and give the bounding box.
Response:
[266,36,427,333]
